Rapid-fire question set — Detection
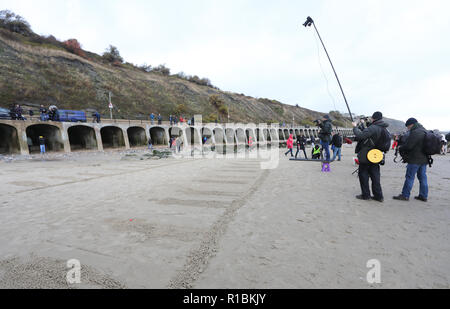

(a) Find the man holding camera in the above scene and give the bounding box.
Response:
[317,115,333,162]
[352,112,389,202]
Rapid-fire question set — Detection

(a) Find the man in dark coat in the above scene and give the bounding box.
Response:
[352,111,389,202]
[331,132,343,161]
[394,118,429,202]
[318,115,332,162]
[295,134,308,159]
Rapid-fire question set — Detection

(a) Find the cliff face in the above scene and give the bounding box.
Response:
[0,30,350,126]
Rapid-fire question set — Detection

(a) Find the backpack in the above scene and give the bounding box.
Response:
[423,131,442,156]
[374,128,392,153]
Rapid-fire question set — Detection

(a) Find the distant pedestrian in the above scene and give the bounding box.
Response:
[171,137,177,151]
[27,136,33,153]
[39,105,47,121]
[14,104,25,121]
[176,136,183,153]
[150,113,155,125]
[93,111,101,123]
[295,134,308,159]
[169,115,173,126]
[392,135,399,151]
[157,114,162,125]
[331,132,343,161]
[248,136,254,148]
[310,136,316,148]
[148,137,153,151]
[285,134,294,157]
[441,134,447,155]
[39,136,46,154]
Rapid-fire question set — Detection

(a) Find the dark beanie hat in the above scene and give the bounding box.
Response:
[372,112,383,121]
[405,118,418,127]
[323,115,330,120]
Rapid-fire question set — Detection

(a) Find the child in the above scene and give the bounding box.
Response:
[284,134,294,157]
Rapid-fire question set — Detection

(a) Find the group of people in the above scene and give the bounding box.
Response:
[284,111,435,204]
[9,104,60,121]
[353,112,431,203]
[150,113,163,125]
[40,105,60,121]
[147,135,184,153]
[9,104,26,120]
[149,113,201,126]
[284,115,344,162]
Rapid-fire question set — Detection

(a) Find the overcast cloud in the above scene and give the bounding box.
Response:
[2,0,449,130]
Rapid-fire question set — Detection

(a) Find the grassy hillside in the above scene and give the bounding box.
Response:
[0,25,352,126]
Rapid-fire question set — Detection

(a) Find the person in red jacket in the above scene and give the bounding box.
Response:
[285,134,294,157]
[392,135,399,150]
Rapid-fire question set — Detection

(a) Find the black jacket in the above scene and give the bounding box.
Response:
[399,123,428,165]
[331,134,343,148]
[318,120,332,143]
[296,136,307,149]
[353,119,389,164]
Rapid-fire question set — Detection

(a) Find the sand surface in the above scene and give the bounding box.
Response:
[0,146,449,289]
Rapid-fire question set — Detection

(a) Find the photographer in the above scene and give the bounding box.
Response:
[393,118,428,202]
[352,112,389,202]
[317,115,332,162]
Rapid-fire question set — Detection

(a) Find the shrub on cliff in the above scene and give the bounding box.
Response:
[151,64,170,76]
[102,45,124,64]
[0,10,32,36]
[63,39,86,58]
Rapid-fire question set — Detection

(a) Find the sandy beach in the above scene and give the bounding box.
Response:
[0,145,449,289]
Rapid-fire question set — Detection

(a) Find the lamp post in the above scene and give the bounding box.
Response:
[108,91,113,120]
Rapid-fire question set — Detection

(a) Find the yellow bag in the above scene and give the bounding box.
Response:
[367,149,384,164]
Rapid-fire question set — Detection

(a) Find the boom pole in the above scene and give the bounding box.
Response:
[303,16,354,122]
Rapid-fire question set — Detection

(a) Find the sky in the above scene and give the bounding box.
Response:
[1,0,449,130]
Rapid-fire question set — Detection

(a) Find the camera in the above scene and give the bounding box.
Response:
[313,119,321,126]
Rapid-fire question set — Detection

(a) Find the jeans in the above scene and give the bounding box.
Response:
[332,147,342,161]
[321,141,330,162]
[295,147,307,159]
[402,164,428,199]
[358,163,383,199]
[40,145,46,153]
[285,149,294,157]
